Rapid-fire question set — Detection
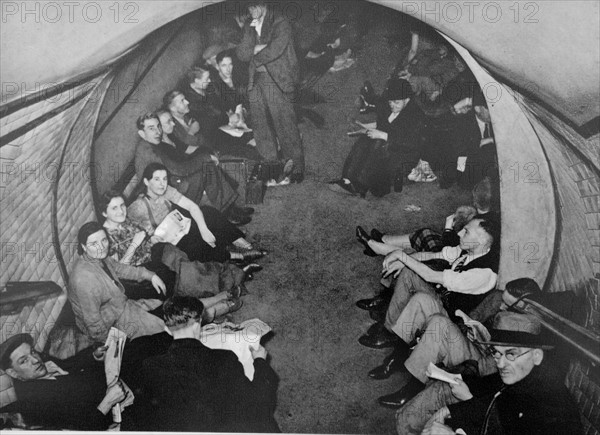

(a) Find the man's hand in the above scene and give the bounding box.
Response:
[445,213,455,230]
[228,112,241,127]
[149,235,163,245]
[382,260,405,279]
[97,381,126,415]
[423,406,450,430]
[151,274,166,295]
[422,421,456,435]
[454,310,490,343]
[188,120,200,136]
[366,129,388,141]
[93,345,108,361]
[250,345,268,360]
[450,379,473,401]
[383,249,408,270]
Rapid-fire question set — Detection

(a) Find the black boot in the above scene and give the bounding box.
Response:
[368,341,411,379]
[377,375,425,408]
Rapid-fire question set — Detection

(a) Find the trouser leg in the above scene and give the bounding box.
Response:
[384,268,437,332]
[268,84,304,174]
[396,380,457,435]
[403,314,493,383]
[390,293,446,346]
[249,76,279,161]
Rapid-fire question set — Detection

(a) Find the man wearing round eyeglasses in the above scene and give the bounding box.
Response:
[420,311,581,435]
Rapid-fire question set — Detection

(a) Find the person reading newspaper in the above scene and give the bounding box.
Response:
[0,333,133,430]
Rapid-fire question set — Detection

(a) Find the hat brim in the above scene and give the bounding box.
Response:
[476,329,555,350]
[0,333,34,368]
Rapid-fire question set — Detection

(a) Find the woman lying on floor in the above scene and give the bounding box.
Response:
[127,163,266,265]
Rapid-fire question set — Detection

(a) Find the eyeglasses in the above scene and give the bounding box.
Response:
[490,348,533,362]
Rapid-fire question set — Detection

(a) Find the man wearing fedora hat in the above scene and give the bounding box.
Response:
[0,333,132,430]
[329,77,424,197]
[420,312,581,435]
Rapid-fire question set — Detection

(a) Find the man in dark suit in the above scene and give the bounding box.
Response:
[0,334,130,430]
[135,112,252,226]
[139,296,280,432]
[236,0,304,183]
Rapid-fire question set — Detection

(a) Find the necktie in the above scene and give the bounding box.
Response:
[483,123,491,139]
[453,254,469,272]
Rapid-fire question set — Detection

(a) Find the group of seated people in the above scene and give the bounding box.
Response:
[0,6,585,433]
[0,296,279,432]
[330,17,496,198]
[0,163,279,431]
[351,177,583,434]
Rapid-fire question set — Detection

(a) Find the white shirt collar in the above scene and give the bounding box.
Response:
[251,16,265,37]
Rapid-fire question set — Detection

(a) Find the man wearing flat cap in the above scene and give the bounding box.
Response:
[0,333,131,430]
[420,312,582,435]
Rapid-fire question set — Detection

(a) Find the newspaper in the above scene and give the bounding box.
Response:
[426,362,462,385]
[154,209,191,245]
[219,124,253,137]
[104,327,127,423]
[201,318,271,381]
[219,104,252,137]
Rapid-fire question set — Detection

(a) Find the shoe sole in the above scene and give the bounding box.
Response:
[327,183,356,195]
[358,336,399,349]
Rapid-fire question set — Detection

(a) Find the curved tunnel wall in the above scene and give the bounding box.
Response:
[0,0,599,415]
[93,13,211,195]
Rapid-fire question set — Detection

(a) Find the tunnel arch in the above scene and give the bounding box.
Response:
[0,0,598,425]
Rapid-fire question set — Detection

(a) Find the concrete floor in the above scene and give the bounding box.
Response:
[229,11,472,434]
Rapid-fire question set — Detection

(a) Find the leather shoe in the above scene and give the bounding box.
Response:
[356,295,389,311]
[370,228,385,243]
[328,179,357,196]
[377,376,425,408]
[231,205,254,216]
[369,308,386,323]
[232,250,267,263]
[242,263,263,281]
[368,344,410,379]
[358,327,399,349]
[356,226,377,257]
[228,213,252,226]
